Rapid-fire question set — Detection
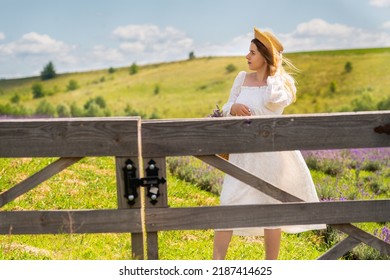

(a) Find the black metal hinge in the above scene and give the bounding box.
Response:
[123,159,166,205]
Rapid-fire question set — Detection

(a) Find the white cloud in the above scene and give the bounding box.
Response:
[382,21,390,29]
[112,24,194,62]
[295,19,354,37]
[369,0,390,7]
[0,32,5,40]
[196,33,251,57]
[197,19,390,58]
[119,42,145,53]
[0,32,75,56]
[279,18,390,52]
[0,32,79,77]
[90,45,124,62]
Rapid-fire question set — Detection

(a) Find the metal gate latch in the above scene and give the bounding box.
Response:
[123,159,166,205]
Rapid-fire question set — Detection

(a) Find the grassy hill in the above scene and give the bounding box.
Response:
[1,48,390,119]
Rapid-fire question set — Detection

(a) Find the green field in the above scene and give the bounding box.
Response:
[1,48,390,118]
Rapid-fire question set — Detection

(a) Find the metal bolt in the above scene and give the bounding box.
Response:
[151,194,157,200]
[128,195,135,201]
[126,164,133,170]
[149,164,155,170]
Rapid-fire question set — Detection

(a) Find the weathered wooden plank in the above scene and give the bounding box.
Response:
[142,111,390,157]
[0,209,142,234]
[0,157,82,207]
[332,224,390,255]
[146,232,159,260]
[317,236,361,260]
[2,201,388,235]
[0,117,140,157]
[144,200,390,232]
[196,155,302,202]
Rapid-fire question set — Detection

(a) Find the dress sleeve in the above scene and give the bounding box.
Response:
[265,73,296,112]
[222,71,246,116]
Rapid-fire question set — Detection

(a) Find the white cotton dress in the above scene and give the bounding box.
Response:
[220,71,326,236]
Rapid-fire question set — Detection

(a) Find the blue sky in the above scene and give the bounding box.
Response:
[1,0,390,78]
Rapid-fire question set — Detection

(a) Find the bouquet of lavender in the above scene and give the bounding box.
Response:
[208,104,223,118]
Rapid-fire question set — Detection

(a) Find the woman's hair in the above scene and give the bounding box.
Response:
[251,38,298,102]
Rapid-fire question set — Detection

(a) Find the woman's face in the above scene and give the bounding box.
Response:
[246,42,267,71]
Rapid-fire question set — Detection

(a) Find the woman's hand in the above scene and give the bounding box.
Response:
[230,103,251,116]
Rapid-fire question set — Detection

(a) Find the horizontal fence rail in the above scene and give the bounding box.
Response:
[142,111,390,157]
[0,112,389,157]
[0,200,388,235]
[0,117,140,157]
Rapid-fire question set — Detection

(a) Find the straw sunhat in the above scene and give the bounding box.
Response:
[254,27,283,66]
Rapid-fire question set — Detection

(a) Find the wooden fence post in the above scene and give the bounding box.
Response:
[115,156,144,260]
[142,157,168,260]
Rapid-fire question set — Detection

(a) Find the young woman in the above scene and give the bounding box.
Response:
[213,27,325,260]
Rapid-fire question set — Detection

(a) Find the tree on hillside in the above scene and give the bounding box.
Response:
[32,82,45,98]
[188,51,195,60]
[41,61,57,80]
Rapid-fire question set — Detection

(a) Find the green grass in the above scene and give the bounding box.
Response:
[1,48,390,118]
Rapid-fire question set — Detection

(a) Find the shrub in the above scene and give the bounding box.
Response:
[35,100,56,117]
[329,81,336,93]
[124,104,147,118]
[83,96,110,117]
[129,63,139,75]
[149,110,160,119]
[167,156,223,195]
[0,103,30,116]
[154,84,160,95]
[70,102,84,117]
[84,96,106,110]
[377,96,390,110]
[344,61,353,73]
[108,67,116,74]
[351,93,376,111]
[32,83,45,99]
[225,64,237,73]
[10,94,20,104]
[56,104,71,117]
[322,159,344,176]
[66,80,79,91]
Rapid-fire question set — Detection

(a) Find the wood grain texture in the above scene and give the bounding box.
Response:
[144,200,390,231]
[0,209,142,234]
[2,201,387,235]
[0,117,140,157]
[142,111,390,157]
[317,236,361,260]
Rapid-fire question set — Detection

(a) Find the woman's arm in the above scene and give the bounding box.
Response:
[222,71,246,116]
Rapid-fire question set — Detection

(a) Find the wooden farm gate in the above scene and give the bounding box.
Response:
[0,111,389,260]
